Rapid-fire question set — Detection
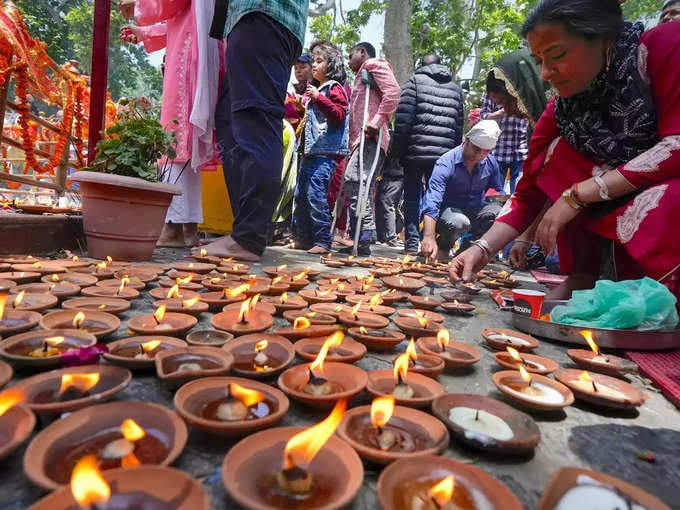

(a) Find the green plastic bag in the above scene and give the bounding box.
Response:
[550,277,679,330]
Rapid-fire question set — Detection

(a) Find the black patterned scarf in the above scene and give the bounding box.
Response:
[554,22,658,168]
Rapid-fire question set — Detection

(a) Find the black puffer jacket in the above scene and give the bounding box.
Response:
[392,64,465,169]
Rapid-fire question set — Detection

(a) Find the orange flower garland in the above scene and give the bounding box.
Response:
[0,144,20,189]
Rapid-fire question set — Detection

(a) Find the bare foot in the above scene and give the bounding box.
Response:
[307,245,329,254]
[183,223,200,248]
[157,223,185,248]
[192,235,261,262]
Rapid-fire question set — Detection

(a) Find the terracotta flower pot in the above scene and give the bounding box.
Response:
[71,171,181,261]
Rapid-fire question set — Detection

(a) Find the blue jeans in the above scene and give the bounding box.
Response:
[403,165,433,252]
[293,156,336,249]
[500,160,524,194]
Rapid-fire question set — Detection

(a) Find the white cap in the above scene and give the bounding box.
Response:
[466,119,501,150]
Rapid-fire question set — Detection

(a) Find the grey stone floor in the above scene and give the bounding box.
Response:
[2,244,679,509]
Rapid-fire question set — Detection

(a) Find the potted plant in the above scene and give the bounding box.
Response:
[71,97,182,261]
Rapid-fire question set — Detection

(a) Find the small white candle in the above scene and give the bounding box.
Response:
[448,407,514,442]
[555,475,647,510]
[506,382,565,404]
[490,333,531,347]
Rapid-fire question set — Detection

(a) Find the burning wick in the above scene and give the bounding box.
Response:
[437,329,450,353]
[100,418,145,464]
[13,290,25,308]
[182,296,200,308]
[31,336,65,357]
[370,395,397,450]
[580,330,609,363]
[238,299,251,324]
[152,305,172,331]
[406,337,418,367]
[579,371,598,392]
[254,339,269,366]
[428,476,455,509]
[393,353,414,399]
[304,332,343,396]
[136,340,161,359]
[70,455,111,507]
[217,383,265,421]
[72,311,86,330]
[506,346,526,367]
[117,277,129,296]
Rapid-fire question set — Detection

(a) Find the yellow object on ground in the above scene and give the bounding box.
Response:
[199,164,234,235]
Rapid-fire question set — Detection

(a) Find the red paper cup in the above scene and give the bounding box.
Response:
[512,289,545,319]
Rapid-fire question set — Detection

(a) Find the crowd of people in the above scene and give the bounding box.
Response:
[119,0,680,302]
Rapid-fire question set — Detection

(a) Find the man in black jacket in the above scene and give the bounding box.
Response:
[391,54,465,255]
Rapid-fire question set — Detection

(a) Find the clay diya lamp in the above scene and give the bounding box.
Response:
[321,285,355,302]
[396,308,445,323]
[174,376,289,437]
[218,264,251,277]
[283,309,336,325]
[440,289,474,304]
[62,297,131,316]
[0,329,97,369]
[222,333,294,379]
[113,267,158,283]
[263,292,308,315]
[417,330,481,368]
[441,300,477,316]
[423,276,449,287]
[104,336,187,371]
[337,396,449,464]
[408,295,442,311]
[394,315,441,338]
[203,275,242,291]
[377,454,525,510]
[222,404,363,510]
[567,330,638,377]
[7,291,58,312]
[483,328,539,352]
[158,276,204,291]
[493,368,574,412]
[212,298,274,336]
[538,467,671,510]
[337,304,390,330]
[41,272,98,287]
[455,281,482,295]
[348,327,406,351]
[0,271,42,284]
[28,464,209,510]
[12,262,67,276]
[278,340,368,407]
[309,302,353,318]
[432,393,541,455]
[199,284,249,312]
[172,261,216,274]
[0,278,17,289]
[0,359,12,388]
[82,285,139,301]
[346,293,395,317]
[152,296,209,317]
[72,262,116,280]
[261,277,291,296]
[137,263,171,274]
[391,339,445,379]
[0,263,10,271]
[299,288,338,304]
[0,392,36,460]
[280,275,311,292]
[155,346,234,387]
[367,356,444,408]
[149,285,198,301]
[480,277,517,289]
[274,316,341,340]
[191,249,222,264]
[322,257,346,268]
[41,310,120,340]
[554,368,648,411]
[186,329,234,348]
[128,305,197,337]
[401,271,425,279]
[381,275,425,294]
[0,292,42,336]
[96,277,146,291]
[379,289,410,304]
[295,334,366,364]
[12,281,82,301]
[1,255,43,264]
[11,364,132,414]
[91,258,130,271]
[494,346,558,375]
[318,272,345,281]
[23,400,188,490]
[223,296,277,315]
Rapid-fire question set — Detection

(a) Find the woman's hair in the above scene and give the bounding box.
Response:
[522,0,623,41]
[486,72,509,97]
[310,40,347,84]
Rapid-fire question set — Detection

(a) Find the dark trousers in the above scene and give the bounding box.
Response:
[293,156,336,249]
[375,177,403,242]
[403,163,434,252]
[436,203,502,253]
[214,13,301,255]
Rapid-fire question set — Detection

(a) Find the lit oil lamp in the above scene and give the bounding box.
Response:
[336,301,390,330]
[223,334,295,379]
[394,313,440,338]
[393,354,415,399]
[127,304,197,337]
[0,290,42,336]
[348,325,406,351]
[0,387,35,461]
[155,346,234,386]
[392,338,445,379]
[482,328,539,352]
[441,299,476,316]
[416,329,481,368]
[212,297,274,336]
[57,372,101,402]
[299,288,337,304]
[554,369,648,411]
[274,314,340,340]
[566,331,638,377]
[494,346,558,375]
[493,366,574,412]
[300,332,345,396]
[208,382,267,422]
[8,290,58,313]
[135,340,162,360]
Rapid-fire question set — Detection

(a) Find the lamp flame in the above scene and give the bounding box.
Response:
[153,305,166,323]
[32,261,42,268]
[118,277,129,294]
[200,248,207,257]
[250,294,261,308]
[280,292,288,303]
[437,329,450,350]
[141,340,161,352]
[272,276,283,285]
[238,299,251,323]
[0,293,5,321]
[222,257,234,263]
[13,290,25,307]
[578,371,593,383]
[225,283,250,298]
[255,340,268,352]
[121,418,146,441]
[283,399,346,470]
[518,364,532,384]
[177,275,193,285]
[96,262,107,271]
[293,271,308,281]
[106,256,113,263]
[44,336,65,347]
[428,476,454,507]
[370,395,395,428]
[360,326,368,334]
[406,337,418,361]
[417,316,429,328]
[0,388,24,417]
[351,301,362,317]
[52,274,60,282]
[366,275,375,284]
[393,353,410,381]
[507,346,522,363]
[72,311,86,328]
[70,455,111,507]
[368,294,382,309]
[580,330,599,356]
[72,256,79,262]
[182,296,200,308]
[316,289,331,297]
[277,265,288,272]
[60,373,100,394]
[309,331,343,374]
[230,382,265,407]
[167,284,182,299]
[293,317,311,330]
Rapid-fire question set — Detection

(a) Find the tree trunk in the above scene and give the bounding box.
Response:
[383,0,413,86]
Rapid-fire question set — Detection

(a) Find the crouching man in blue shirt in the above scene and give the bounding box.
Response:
[420,120,504,262]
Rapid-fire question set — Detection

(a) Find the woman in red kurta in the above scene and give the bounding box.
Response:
[450,0,680,300]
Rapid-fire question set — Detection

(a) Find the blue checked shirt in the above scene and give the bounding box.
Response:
[224,1,310,46]
[481,94,528,163]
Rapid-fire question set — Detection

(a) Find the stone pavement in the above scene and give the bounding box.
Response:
[1,244,678,509]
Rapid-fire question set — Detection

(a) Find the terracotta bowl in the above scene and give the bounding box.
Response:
[0,359,12,388]
[0,404,36,460]
[222,334,294,379]
[566,349,638,377]
[28,466,209,510]
[423,276,449,287]
[377,455,524,510]
[295,336,366,363]
[483,328,539,352]
[348,327,406,351]
[199,290,247,312]
[337,404,449,464]
[103,336,187,371]
[128,312,197,337]
[172,262,216,274]
[61,297,130,315]
[440,290,474,304]
[402,271,426,279]
[82,285,139,301]
[396,308,445,323]
[212,309,273,336]
[262,281,291,295]
[408,295,442,310]
[554,368,648,410]
[309,302,353,318]
[353,302,395,317]
[337,311,390,330]
[23,400,188,490]
[223,426,363,510]
[186,329,234,348]
[191,254,222,264]
[73,266,116,280]
[0,278,18,289]
[278,362,368,407]
[174,376,289,436]
[492,370,574,412]
[9,292,58,312]
[394,316,442,338]
[155,347,234,387]
[366,369,444,408]
[0,310,42,336]
[11,364,132,414]
[283,309,336,325]
[431,393,541,455]
[148,287,197,302]
[223,300,277,316]
[12,264,66,276]
[441,302,476,316]
[417,337,480,367]
[299,289,338,304]
[0,329,97,369]
[113,268,158,283]
[96,278,146,291]
[538,467,671,510]
[17,282,81,301]
[138,263,171,274]
[279,277,311,292]
[391,354,445,379]
[381,275,425,293]
[273,324,341,341]
[263,295,310,315]
[455,282,482,295]
[158,278,204,291]
[41,310,120,339]
[203,277,241,291]
[152,298,209,317]
[494,351,559,375]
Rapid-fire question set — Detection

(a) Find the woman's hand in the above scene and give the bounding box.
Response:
[509,241,530,268]
[305,84,319,101]
[534,197,580,255]
[449,246,489,282]
[120,25,142,44]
